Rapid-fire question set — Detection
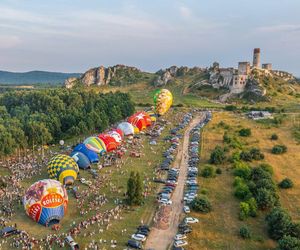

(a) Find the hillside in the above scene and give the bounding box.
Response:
[0,70,81,85]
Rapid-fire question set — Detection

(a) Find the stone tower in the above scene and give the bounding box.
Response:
[253,48,261,68]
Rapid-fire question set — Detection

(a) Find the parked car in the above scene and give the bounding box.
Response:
[174,234,187,240]
[184,217,199,224]
[131,233,146,242]
[0,227,20,238]
[183,206,190,213]
[174,240,188,247]
[158,198,172,205]
[127,239,143,249]
[64,236,79,250]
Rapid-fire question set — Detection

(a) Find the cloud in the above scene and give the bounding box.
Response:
[179,6,192,19]
[0,35,21,48]
[256,24,300,33]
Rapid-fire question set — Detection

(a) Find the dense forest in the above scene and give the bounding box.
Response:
[0,89,135,156]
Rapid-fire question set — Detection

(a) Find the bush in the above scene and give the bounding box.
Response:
[234,183,251,200]
[266,207,293,240]
[216,168,222,175]
[210,146,226,164]
[272,145,287,154]
[255,178,276,192]
[225,105,237,111]
[200,188,208,195]
[240,151,253,162]
[239,226,251,239]
[239,202,250,220]
[251,166,272,182]
[279,178,294,189]
[233,176,245,187]
[190,196,212,213]
[259,163,274,176]
[239,128,252,137]
[278,235,300,250]
[247,197,258,217]
[271,133,278,140]
[255,188,278,210]
[201,165,216,178]
[233,161,251,180]
[249,148,264,160]
[229,151,241,163]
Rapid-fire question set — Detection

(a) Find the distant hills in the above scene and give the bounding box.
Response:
[0,70,81,85]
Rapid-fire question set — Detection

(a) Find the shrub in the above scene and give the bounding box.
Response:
[200,188,208,195]
[247,197,258,217]
[234,183,251,200]
[255,178,276,192]
[251,167,272,182]
[266,207,293,240]
[216,168,222,175]
[239,202,250,220]
[210,146,226,164]
[239,128,252,137]
[271,133,278,140]
[272,145,287,155]
[190,196,212,213]
[233,161,251,180]
[278,235,300,250]
[279,178,294,189]
[233,176,245,187]
[225,105,237,111]
[249,148,264,160]
[239,226,251,239]
[255,188,278,210]
[201,165,216,178]
[229,151,241,163]
[259,163,274,176]
[240,151,253,162]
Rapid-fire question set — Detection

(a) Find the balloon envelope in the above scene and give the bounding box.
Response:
[74,144,99,163]
[47,154,79,185]
[23,179,68,227]
[70,151,91,169]
[98,134,118,152]
[153,89,173,115]
[84,136,106,155]
[128,112,147,131]
[117,122,135,136]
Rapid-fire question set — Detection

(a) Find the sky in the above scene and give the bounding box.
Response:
[0,0,300,75]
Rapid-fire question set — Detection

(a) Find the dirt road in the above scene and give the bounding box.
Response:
[145,114,203,250]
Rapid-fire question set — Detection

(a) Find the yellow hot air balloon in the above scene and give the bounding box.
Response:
[147,110,157,122]
[47,154,79,185]
[153,89,173,116]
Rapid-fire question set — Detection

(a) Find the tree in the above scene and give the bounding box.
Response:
[278,235,300,250]
[279,178,294,189]
[272,145,288,154]
[255,188,278,210]
[201,165,216,178]
[239,202,250,220]
[233,161,251,180]
[239,226,251,239]
[249,148,264,160]
[190,196,212,213]
[126,172,136,205]
[234,183,251,200]
[239,128,251,137]
[271,134,278,140]
[210,146,226,164]
[134,172,144,205]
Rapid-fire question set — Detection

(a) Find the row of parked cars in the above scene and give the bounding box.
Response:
[157,168,179,205]
[127,224,151,249]
[173,111,212,250]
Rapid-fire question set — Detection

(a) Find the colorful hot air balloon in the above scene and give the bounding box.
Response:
[74,144,99,163]
[23,179,68,227]
[107,130,123,144]
[117,122,135,136]
[140,111,152,127]
[153,89,173,116]
[128,112,147,131]
[47,154,79,185]
[70,151,91,169]
[83,136,106,155]
[147,110,157,122]
[98,134,118,152]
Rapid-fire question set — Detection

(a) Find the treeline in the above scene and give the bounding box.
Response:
[0,89,135,156]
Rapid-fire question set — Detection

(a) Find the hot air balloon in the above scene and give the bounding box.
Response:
[98,134,118,152]
[147,110,157,122]
[117,122,135,136]
[153,89,173,116]
[47,154,79,185]
[83,136,106,155]
[128,112,147,131]
[74,144,99,163]
[70,151,91,169]
[140,111,152,127]
[23,179,68,227]
[107,130,123,144]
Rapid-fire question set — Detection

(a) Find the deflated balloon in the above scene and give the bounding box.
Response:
[153,89,173,116]
[47,154,79,185]
[74,143,99,163]
[70,151,91,169]
[117,122,135,136]
[83,136,106,155]
[98,134,118,152]
[128,112,147,131]
[23,179,68,227]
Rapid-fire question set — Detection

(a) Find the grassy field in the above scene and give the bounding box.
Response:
[1,108,189,249]
[186,111,300,250]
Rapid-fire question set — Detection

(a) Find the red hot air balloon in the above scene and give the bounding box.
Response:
[128,112,147,131]
[98,134,118,152]
[140,111,152,127]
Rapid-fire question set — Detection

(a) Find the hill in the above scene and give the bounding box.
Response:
[0,70,81,85]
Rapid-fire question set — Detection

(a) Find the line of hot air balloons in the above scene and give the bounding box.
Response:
[23,89,173,227]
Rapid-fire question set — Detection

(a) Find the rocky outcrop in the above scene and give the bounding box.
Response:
[65,65,143,88]
[153,66,205,86]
